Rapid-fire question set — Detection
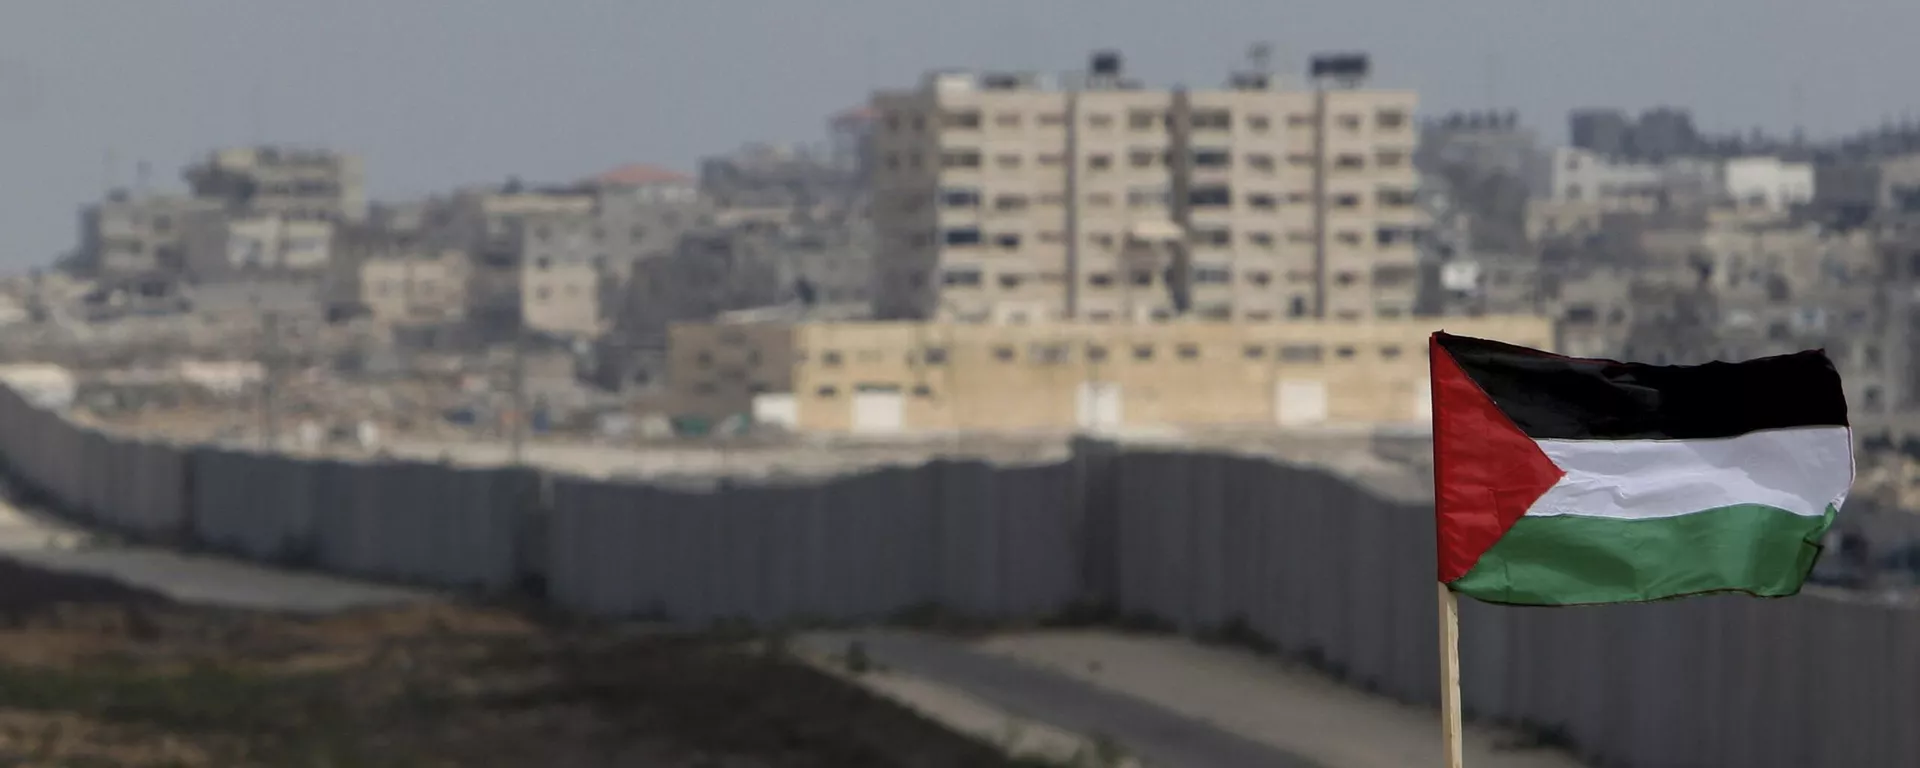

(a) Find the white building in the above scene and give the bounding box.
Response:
[1537,147,1664,206]
[1723,157,1814,212]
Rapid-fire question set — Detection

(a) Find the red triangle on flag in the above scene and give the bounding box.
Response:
[1430,334,1566,583]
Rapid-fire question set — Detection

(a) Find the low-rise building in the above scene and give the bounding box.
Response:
[359,249,470,326]
[666,316,1552,434]
[77,192,222,277]
[521,257,607,338]
[184,145,366,222]
[181,214,335,278]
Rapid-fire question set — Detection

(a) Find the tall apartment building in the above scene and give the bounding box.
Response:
[184,146,367,222]
[869,51,1422,324]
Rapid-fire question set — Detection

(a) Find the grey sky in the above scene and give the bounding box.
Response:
[2,0,1915,267]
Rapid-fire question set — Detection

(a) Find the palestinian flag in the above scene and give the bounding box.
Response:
[1431,332,1854,606]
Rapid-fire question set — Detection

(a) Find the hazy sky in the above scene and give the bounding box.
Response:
[3,0,1917,267]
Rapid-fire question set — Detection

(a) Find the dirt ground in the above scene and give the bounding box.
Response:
[0,559,1027,767]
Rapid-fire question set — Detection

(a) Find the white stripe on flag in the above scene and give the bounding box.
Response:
[1527,426,1853,521]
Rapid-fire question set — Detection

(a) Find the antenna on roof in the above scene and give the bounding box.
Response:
[1248,42,1273,74]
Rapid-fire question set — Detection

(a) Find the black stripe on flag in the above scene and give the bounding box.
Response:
[1435,332,1849,440]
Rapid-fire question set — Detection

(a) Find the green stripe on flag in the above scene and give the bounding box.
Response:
[1448,504,1837,606]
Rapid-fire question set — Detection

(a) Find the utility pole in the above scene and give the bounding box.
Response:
[509,324,527,465]
[1063,84,1082,320]
[259,311,279,450]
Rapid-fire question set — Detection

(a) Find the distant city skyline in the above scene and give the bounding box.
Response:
[5,0,1920,267]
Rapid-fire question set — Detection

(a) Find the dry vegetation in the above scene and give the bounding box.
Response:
[0,560,1024,767]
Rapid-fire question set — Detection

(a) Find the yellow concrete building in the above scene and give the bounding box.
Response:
[668,316,1553,434]
[359,249,471,326]
[870,52,1422,325]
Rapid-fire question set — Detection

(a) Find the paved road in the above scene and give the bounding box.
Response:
[0,493,426,613]
[802,631,1324,768]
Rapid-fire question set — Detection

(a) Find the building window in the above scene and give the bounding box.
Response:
[1381,345,1403,359]
[995,233,1022,250]
[995,112,1022,128]
[1193,227,1231,248]
[944,227,984,247]
[1127,186,1168,208]
[1333,194,1362,209]
[1128,110,1158,130]
[1337,231,1364,246]
[994,194,1029,211]
[1246,153,1276,172]
[942,268,983,286]
[1287,153,1316,168]
[1132,344,1155,360]
[535,257,553,270]
[817,385,839,397]
[1376,109,1409,129]
[1193,266,1232,284]
[1087,344,1109,361]
[1038,113,1066,126]
[912,385,934,397]
[1189,185,1232,208]
[1030,343,1069,364]
[1279,344,1322,362]
[821,351,843,366]
[1087,113,1114,129]
[942,188,982,207]
[535,287,551,300]
[1247,115,1271,132]
[1088,154,1114,171]
[1248,269,1273,285]
[1243,344,1266,360]
[1191,109,1232,130]
[1377,188,1417,207]
[1337,114,1362,131]
[942,150,982,168]
[1130,270,1154,286]
[992,345,1015,361]
[1373,265,1417,287]
[944,110,982,129]
[1335,346,1357,359]
[1192,148,1232,169]
[1176,343,1200,360]
[998,273,1024,289]
[1089,272,1115,288]
[1335,154,1366,170]
[1376,150,1407,168]
[1038,153,1065,166]
[995,154,1022,169]
[1248,193,1278,210]
[1130,149,1158,168]
[921,346,949,365]
[1087,192,1115,207]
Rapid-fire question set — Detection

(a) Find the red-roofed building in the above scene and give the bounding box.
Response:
[583,164,694,190]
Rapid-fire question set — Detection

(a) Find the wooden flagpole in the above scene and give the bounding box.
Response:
[1437,582,1465,767]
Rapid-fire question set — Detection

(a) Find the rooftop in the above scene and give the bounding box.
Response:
[584,164,693,189]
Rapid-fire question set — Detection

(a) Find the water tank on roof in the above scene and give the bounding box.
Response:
[1091,50,1123,77]
[1310,53,1371,86]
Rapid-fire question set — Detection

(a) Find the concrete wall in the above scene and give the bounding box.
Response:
[0,384,1913,766]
